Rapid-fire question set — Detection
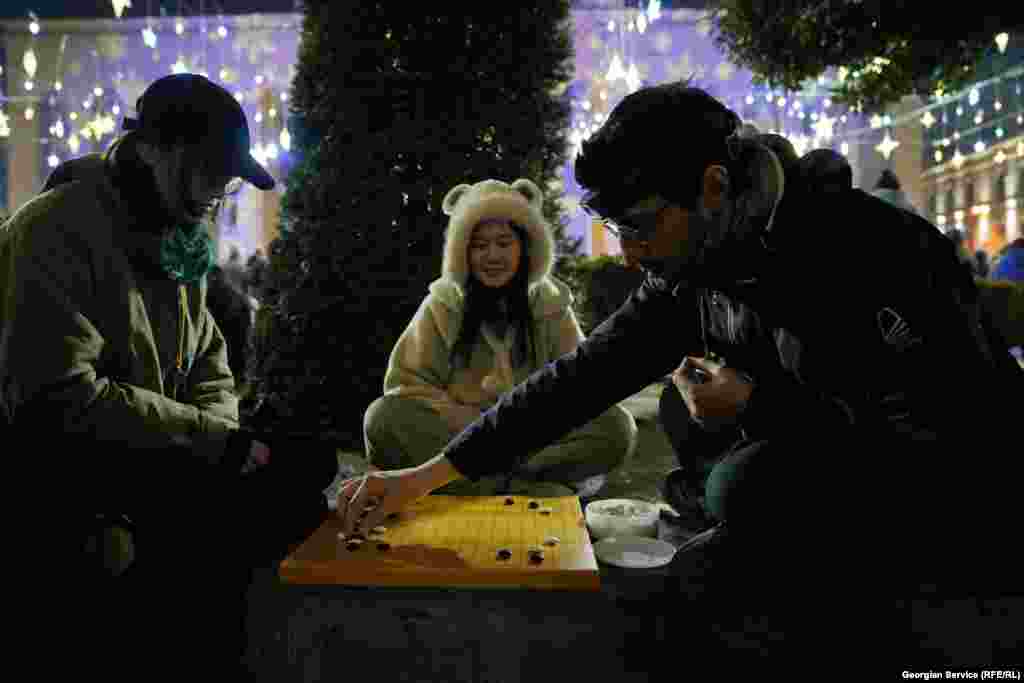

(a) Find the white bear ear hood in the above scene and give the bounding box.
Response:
[440,178,555,295]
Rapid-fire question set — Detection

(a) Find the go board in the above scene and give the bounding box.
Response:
[279,495,601,591]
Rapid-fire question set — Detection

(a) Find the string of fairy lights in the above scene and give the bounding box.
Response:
[567,7,1021,171]
[1,1,1021,239]
[0,3,299,181]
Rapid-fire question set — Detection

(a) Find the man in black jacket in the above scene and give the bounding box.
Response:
[333,83,1024,669]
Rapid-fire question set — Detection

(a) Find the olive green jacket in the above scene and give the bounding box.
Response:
[0,159,237,462]
[383,276,584,432]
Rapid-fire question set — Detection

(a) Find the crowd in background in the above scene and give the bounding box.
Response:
[204,245,269,396]
[868,168,1024,283]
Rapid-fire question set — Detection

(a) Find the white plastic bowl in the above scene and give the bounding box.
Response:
[585,498,659,540]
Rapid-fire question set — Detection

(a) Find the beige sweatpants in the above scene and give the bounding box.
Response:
[363,395,637,497]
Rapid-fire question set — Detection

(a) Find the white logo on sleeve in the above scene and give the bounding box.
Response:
[877,307,922,351]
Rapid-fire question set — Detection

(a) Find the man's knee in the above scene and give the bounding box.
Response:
[363,395,417,447]
[363,395,394,443]
[603,405,638,467]
[363,395,447,469]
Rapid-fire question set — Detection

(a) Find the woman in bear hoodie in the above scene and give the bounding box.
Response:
[364,178,637,497]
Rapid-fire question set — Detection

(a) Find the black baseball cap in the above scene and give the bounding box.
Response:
[122,73,275,190]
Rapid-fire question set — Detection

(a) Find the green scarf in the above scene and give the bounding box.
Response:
[159,222,216,284]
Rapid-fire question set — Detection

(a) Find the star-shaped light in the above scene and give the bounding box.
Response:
[952,148,964,168]
[921,110,936,128]
[606,53,626,82]
[934,149,943,163]
[995,32,1009,53]
[625,62,642,92]
[172,56,187,74]
[876,132,900,160]
[995,150,1007,164]
[23,48,37,78]
[647,0,662,23]
[142,26,157,49]
[974,140,986,154]
[280,128,291,152]
[68,133,80,154]
[870,114,884,129]
[111,0,132,18]
[813,113,835,142]
[791,134,811,157]
[0,109,10,137]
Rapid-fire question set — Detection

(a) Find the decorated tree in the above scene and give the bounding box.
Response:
[711,1,1023,111]
[242,3,578,449]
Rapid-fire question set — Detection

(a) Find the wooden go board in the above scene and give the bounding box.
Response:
[279,495,601,591]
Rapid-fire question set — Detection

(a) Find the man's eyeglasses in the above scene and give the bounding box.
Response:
[216,177,244,199]
[581,195,670,243]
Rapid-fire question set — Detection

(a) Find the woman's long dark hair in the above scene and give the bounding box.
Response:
[449,221,537,371]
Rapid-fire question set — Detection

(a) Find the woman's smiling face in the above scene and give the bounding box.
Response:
[468,220,523,289]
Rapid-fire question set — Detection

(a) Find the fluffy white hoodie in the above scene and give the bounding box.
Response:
[382,179,583,432]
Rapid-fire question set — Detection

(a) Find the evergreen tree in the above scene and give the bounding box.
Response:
[242,3,578,449]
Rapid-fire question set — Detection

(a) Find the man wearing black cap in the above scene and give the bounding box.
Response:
[330,82,1024,671]
[2,74,336,677]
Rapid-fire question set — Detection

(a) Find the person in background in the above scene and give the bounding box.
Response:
[974,249,991,278]
[245,247,269,302]
[870,168,920,215]
[985,237,1024,364]
[2,73,338,679]
[364,178,637,498]
[223,244,247,293]
[991,237,1024,282]
[945,227,978,275]
[205,262,256,389]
